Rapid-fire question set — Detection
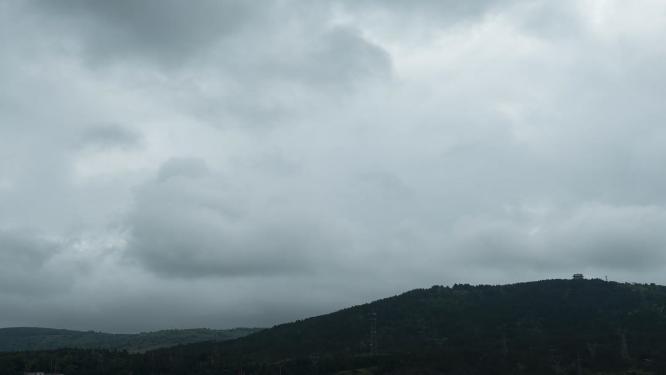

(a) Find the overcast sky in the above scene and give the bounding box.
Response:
[2,0,666,332]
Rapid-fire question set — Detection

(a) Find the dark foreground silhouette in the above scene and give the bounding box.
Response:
[3,278,666,374]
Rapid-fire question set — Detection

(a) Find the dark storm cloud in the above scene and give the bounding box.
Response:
[185,24,392,127]
[31,0,253,65]
[23,0,393,132]
[28,0,393,85]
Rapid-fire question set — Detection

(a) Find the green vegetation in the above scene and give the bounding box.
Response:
[4,279,666,374]
[0,327,261,353]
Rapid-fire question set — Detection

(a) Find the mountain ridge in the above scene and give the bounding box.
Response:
[0,326,262,353]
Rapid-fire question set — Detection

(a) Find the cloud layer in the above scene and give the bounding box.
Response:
[2,0,666,332]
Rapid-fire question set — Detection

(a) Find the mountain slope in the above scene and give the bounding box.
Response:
[4,279,666,374]
[0,327,261,352]
[148,278,666,373]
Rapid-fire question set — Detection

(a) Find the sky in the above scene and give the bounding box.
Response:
[1,0,666,333]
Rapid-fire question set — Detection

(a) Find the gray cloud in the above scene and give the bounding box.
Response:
[78,124,142,150]
[0,229,55,269]
[125,158,326,278]
[279,26,391,86]
[341,0,513,24]
[23,0,393,131]
[2,0,666,332]
[0,229,66,296]
[455,204,666,272]
[157,157,209,182]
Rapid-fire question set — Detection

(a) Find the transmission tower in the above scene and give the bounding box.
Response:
[369,312,377,355]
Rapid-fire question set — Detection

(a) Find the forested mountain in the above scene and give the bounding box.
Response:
[4,279,666,374]
[0,327,260,353]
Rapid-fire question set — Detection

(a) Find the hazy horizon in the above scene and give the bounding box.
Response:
[2,0,666,333]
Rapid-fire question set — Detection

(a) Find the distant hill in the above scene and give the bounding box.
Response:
[4,279,666,374]
[0,327,261,353]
